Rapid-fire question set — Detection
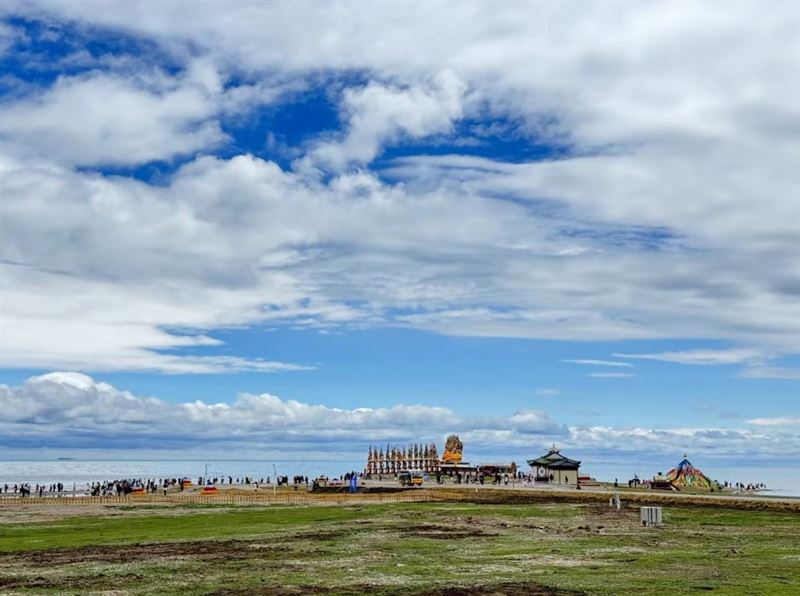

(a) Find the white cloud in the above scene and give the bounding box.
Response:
[2,373,796,463]
[13,2,798,155]
[738,367,800,380]
[614,349,765,366]
[388,153,799,351]
[300,72,466,172]
[0,373,563,451]
[564,425,799,462]
[536,388,560,396]
[2,147,798,371]
[1,71,225,166]
[0,58,295,167]
[0,247,314,373]
[588,372,635,378]
[563,359,633,368]
[0,21,28,55]
[0,2,798,370]
[746,416,800,427]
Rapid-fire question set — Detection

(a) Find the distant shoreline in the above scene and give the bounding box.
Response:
[2,482,798,513]
[3,459,798,498]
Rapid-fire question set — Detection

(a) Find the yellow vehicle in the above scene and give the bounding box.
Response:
[399,470,424,487]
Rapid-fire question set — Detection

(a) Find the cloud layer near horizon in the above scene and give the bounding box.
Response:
[2,373,797,464]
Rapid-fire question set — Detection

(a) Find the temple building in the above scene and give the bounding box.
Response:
[365,443,440,475]
[364,435,504,478]
[528,445,581,485]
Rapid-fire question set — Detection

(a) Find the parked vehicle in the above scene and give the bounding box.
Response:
[398,470,424,486]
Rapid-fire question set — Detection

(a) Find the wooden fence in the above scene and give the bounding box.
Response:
[0,490,460,507]
[2,488,795,512]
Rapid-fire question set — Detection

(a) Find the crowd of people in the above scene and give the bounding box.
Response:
[2,476,266,497]
[3,483,36,496]
[1,474,326,498]
[0,470,773,498]
[723,481,768,493]
[88,476,283,495]
[87,479,172,496]
[3,483,69,497]
[440,471,516,485]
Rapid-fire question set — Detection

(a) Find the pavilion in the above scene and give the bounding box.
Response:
[528,445,581,486]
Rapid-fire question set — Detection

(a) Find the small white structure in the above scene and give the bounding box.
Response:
[640,506,663,527]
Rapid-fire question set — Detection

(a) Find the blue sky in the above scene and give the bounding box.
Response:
[1,2,798,469]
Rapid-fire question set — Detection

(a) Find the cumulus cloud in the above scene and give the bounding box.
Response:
[2,145,798,371]
[0,56,295,167]
[0,2,798,372]
[2,373,796,463]
[300,72,466,172]
[1,70,225,166]
[0,373,564,451]
[13,1,799,155]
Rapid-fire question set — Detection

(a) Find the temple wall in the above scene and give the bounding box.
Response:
[554,469,578,485]
[532,466,580,485]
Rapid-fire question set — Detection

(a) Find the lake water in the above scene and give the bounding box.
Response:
[1,459,798,497]
[0,459,363,489]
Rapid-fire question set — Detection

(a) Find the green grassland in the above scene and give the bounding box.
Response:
[1,501,798,595]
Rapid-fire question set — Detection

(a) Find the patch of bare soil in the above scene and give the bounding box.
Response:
[0,539,290,569]
[417,583,586,595]
[0,501,215,524]
[395,523,496,540]
[0,571,146,591]
[0,503,117,524]
[288,528,356,541]
[580,505,641,530]
[211,582,585,595]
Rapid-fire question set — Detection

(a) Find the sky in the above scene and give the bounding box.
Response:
[1,1,798,474]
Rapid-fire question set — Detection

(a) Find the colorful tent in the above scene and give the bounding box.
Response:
[667,456,713,489]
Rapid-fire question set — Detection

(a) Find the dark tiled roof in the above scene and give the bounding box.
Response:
[527,449,581,469]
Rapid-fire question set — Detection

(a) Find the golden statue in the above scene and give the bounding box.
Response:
[442,434,463,464]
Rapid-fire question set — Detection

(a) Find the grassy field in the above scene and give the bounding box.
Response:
[1,500,798,595]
